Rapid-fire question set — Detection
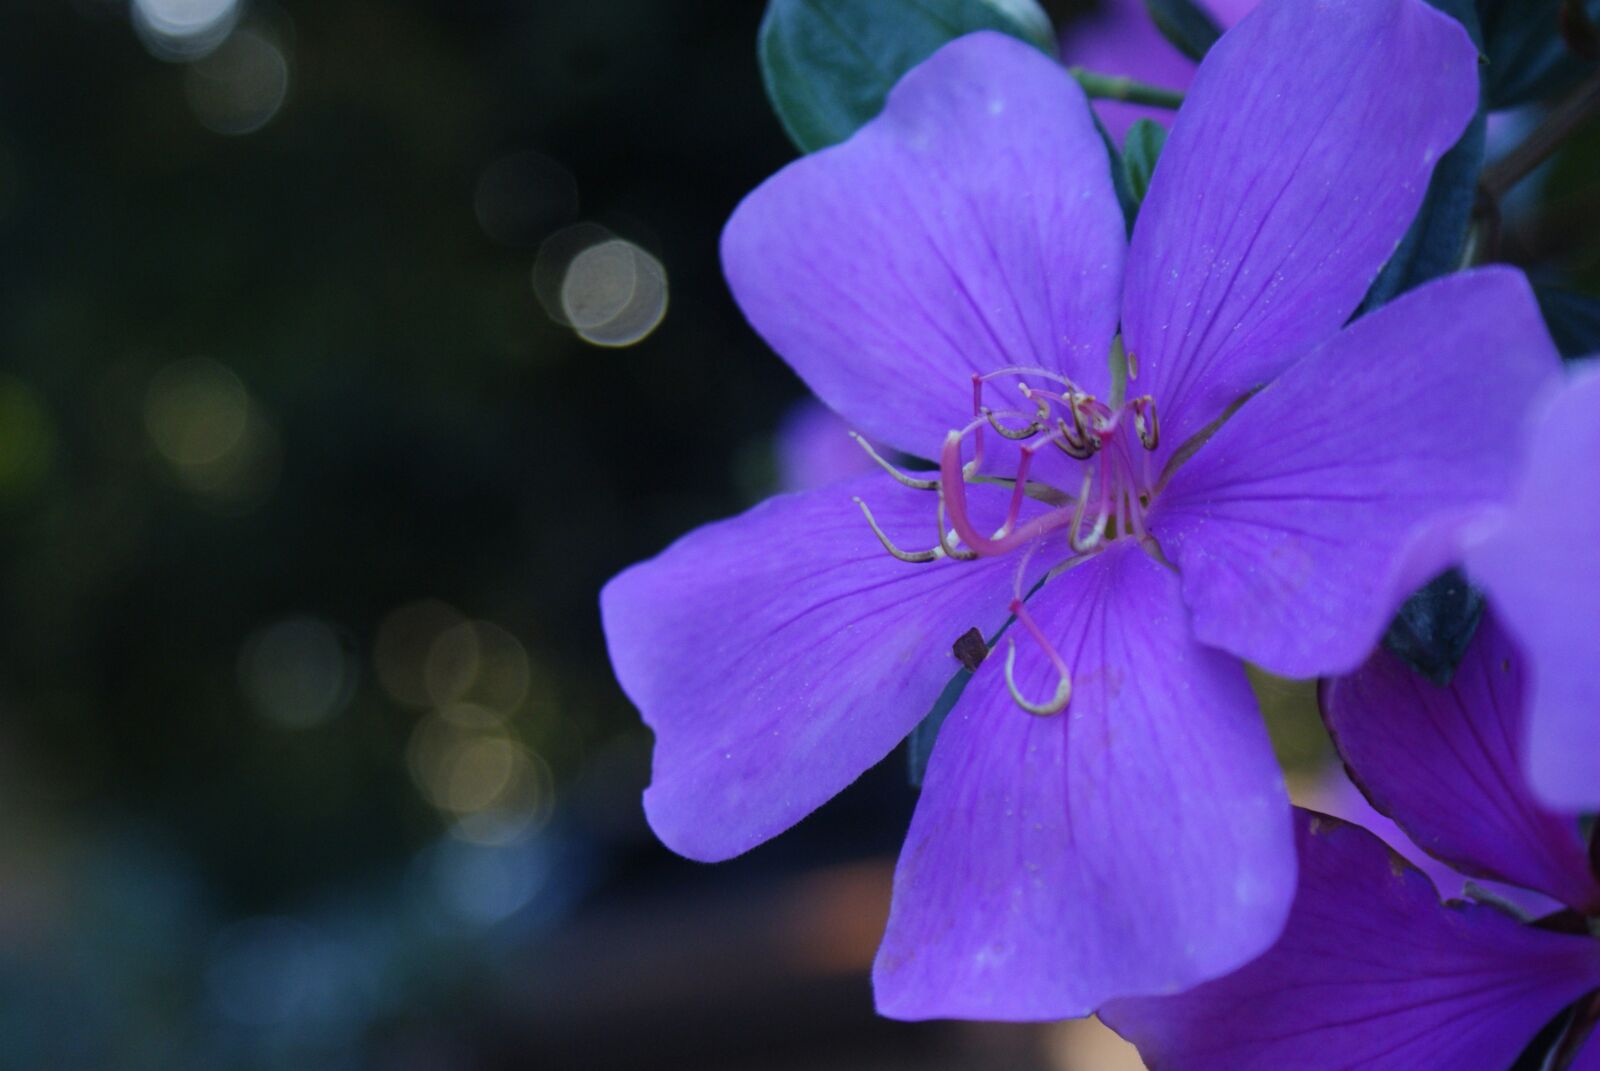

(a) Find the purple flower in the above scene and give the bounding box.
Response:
[1464,363,1600,811]
[1061,0,1256,141]
[602,0,1554,1019]
[1104,612,1600,1070]
[1300,764,1558,918]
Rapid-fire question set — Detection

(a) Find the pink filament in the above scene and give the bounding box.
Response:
[926,370,1163,562]
[939,426,1080,556]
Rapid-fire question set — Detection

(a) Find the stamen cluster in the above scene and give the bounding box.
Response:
[852,358,1162,716]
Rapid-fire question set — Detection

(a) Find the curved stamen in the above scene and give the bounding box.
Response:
[982,407,1039,440]
[1071,505,1109,552]
[966,375,988,478]
[936,492,979,561]
[1017,383,1062,407]
[939,431,1076,556]
[1071,392,1104,438]
[1056,392,1100,458]
[992,443,1038,539]
[975,365,1086,391]
[1132,395,1160,450]
[1068,466,1109,553]
[1111,437,1150,541]
[1055,416,1096,459]
[1075,392,1116,431]
[1040,549,1098,586]
[855,496,943,563]
[849,432,938,490]
[1014,384,1061,428]
[1004,597,1071,716]
[936,370,1162,564]
[1011,539,1041,600]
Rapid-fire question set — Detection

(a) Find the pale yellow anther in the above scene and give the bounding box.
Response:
[1133,395,1160,451]
[1004,638,1071,716]
[982,407,1038,441]
[849,431,937,490]
[855,497,944,563]
[1054,416,1096,460]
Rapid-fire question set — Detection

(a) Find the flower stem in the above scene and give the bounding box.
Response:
[1480,68,1600,204]
[1069,67,1185,110]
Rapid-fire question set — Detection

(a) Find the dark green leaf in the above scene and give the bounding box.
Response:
[1358,107,1486,315]
[1479,0,1600,109]
[1140,0,1221,63]
[1121,119,1167,215]
[1096,113,1139,234]
[1382,568,1486,685]
[976,0,1055,49]
[1536,285,1600,358]
[758,0,1055,154]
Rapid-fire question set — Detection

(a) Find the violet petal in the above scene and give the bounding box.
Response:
[1152,268,1561,678]
[872,543,1293,1020]
[722,32,1125,462]
[1323,611,1600,913]
[1465,364,1600,810]
[602,475,1039,861]
[1122,0,1479,447]
[1303,763,1559,918]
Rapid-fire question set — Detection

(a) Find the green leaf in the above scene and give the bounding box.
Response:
[1479,0,1600,109]
[1382,568,1486,686]
[1121,119,1168,215]
[1095,114,1140,235]
[1358,107,1486,315]
[976,0,1056,51]
[1140,0,1221,63]
[758,0,1056,154]
[1536,285,1600,359]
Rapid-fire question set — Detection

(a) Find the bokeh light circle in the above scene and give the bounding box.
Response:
[558,238,668,347]
[184,28,289,135]
[132,0,241,61]
[238,616,354,729]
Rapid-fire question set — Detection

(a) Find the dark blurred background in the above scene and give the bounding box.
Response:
[0,1,1593,1068]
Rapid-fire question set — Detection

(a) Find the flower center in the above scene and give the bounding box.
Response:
[851,362,1161,566]
[941,365,1160,558]
[848,351,1163,718]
